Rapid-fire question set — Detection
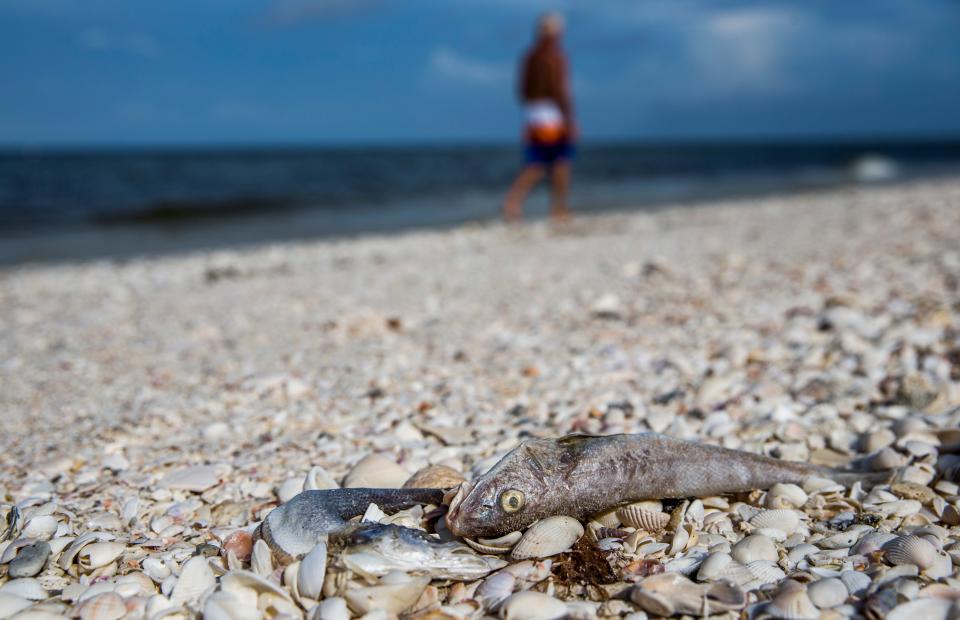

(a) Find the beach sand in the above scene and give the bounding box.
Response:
[1,179,959,617]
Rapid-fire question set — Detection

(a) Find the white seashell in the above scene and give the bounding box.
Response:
[465,530,523,554]
[257,592,302,618]
[310,596,350,620]
[511,517,583,560]
[839,570,872,597]
[750,509,801,536]
[7,611,69,620]
[344,575,430,615]
[204,591,260,620]
[58,533,110,570]
[159,464,223,492]
[250,539,273,576]
[297,541,328,601]
[77,542,125,570]
[731,534,778,564]
[221,569,292,603]
[668,525,690,556]
[142,557,171,582]
[883,535,938,570]
[498,591,568,620]
[305,466,339,491]
[807,577,848,609]
[121,498,139,524]
[816,530,861,550]
[342,454,409,488]
[169,556,216,606]
[766,581,819,620]
[617,503,670,531]
[277,478,304,503]
[76,592,126,620]
[744,560,786,585]
[0,579,47,601]
[886,598,956,620]
[696,551,733,581]
[591,508,620,528]
[786,543,818,568]
[922,550,953,579]
[476,571,516,609]
[765,483,809,509]
[0,593,32,619]
[21,516,57,541]
[852,531,896,555]
[114,572,156,597]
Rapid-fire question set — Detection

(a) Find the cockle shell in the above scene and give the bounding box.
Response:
[77,542,125,570]
[344,575,430,615]
[618,502,670,531]
[883,535,938,570]
[807,577,848,608]
[765,581,819,620]
[731,534,777,564]
[77,592,126,620]
[744,560,786,586]
[750,509,802,536]
[510,517,583,560]
[169,556,216,606]
[498,591,568,620]
[852,531,896,555]
[342,454,410,488]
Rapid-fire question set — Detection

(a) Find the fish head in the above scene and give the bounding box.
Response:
[445,439,561,538]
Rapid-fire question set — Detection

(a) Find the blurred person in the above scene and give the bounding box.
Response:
[503,12,576,222]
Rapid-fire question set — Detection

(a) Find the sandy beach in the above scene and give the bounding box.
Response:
[2,179,960,618]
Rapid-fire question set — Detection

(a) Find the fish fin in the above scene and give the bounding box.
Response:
[824,468,894,488]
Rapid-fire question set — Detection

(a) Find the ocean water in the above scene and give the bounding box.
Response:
[1,140,960,263]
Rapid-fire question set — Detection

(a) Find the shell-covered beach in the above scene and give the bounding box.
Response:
[2,179,960,619]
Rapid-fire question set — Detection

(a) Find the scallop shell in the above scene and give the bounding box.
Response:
[498,591,568,620]
[807,577,848,609]
[883,535,938,570]
[731,534,777,564]
[297,541,327,601]
[344,575,430,615]
[342,454,409,488]
[750,509,801,536]
[78,542,125,570]
[617,504,670,532]
[168,556,216,606]
[77,592,126,620]
[839,570,872,597]
[510,517,583,560]
[766,581,819,620]
[402,465,465,489]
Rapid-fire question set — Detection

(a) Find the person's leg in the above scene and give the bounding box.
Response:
[549,159,571,221]
[503,164,545,222]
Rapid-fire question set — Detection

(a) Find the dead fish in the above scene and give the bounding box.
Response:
[446,433,890,538]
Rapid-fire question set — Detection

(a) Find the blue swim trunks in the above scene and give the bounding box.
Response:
[525,141,575,165]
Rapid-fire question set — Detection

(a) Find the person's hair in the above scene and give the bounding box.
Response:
[539,12,564,39]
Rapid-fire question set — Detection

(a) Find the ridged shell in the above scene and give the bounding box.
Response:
[807,578,848,609]
[78,542,125,570]
[297,541,327,601]
[464,531,522,554]
[511,517,583,560]
[617,505,670,531]
[77,592,126,620]
[744,560,786,585]
[852,531,896,555]
[402,465,465,489]
[344,576,430,615]
[750,509,801,535]
[169,556,216,606]
[498,591,568,620]
[766,582,819,620]
[342,454,410,488]
[0,578,47,601]
[839,570,872,597]
[883,535,938,570]
[731,534,778,564]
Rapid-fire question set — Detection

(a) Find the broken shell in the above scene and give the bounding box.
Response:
[511,517,583,560]
[883,535,938,570]
[311,596,350,620]
[465,531,522,554]
[21,516,57,541]
[142,557,171,582]
[344,575,430,615]
[766,580,819,620]
[403,465,465,489]
[277,478,304,503]
[251,539,274,575]
[618,503,670,531]
[630,572,746,616]
[807,577,848,608]
[221,530,253,562]
[304,466,339,491]
[476,571,516,610]
[498,591,568,620]
[204,591,260,620]
[77,592,126,620]
[852,531,896,555]
[696,551,733,581]
[750,509,802,536]
[77,542,125,570]
[342,454,410,488]
[766,483,808,509]
[169,556,216,606]
[731,534,778,564]
[297,541,328,601]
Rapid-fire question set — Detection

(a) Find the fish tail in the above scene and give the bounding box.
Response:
[819,467,894,488]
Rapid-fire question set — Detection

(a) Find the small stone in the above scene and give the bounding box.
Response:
[8,542,51,578]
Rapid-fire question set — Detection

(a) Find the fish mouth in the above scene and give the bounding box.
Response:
[444,481,474,537]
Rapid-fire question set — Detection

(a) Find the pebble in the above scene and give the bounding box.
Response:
[8,542,51,578]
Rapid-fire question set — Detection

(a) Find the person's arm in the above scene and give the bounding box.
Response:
[556,53,576,138]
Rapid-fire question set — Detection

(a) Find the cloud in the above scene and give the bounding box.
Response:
[427,47,510,85]
[77,28,159,58]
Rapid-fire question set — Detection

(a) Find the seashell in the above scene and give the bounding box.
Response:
[731,534,777,564]
[258,591,303,618]
[0,578,47,601]
[750,509,801,535]
[765,580,819,620]
[277,478,304,503]
[816,530,861,550]
[221,569,291,602]
[590,508,620,528]
[839,570,872,597]
[874,499,923,517]
[344,575,430,615]
[251,539,273,575]
[476,571,516,610]
[297,541,327,601]
[7,611,69,620]
[0,593,32,619]
[169,556,216,606]
[114,572,157,597]
[21,517,57,541]
[883,535,938,570]
[58,533,110,570]
[807,577,848,609]
[77,592,125,620]
[696,551,733,581]
[310,596,350,620]
[803,476,844,495]
[511,517,583,560]
[304,465,339,491]
[766,483,809,509]
[744,560,786,585]
[664,547,708,575]
[159,464,223,492]
[142,557,171,582]
[922,550,953,579]
[618,504,670,531]
[886,598,957,620]
[403,465,465,489]
[77,542,124,570]
[868,446,908,470]
[630,572,746,616]
[852,531,896,555]
[204,591,260,620]
[668,525,690,556]
[786,543,819,568]
[464,530,522,554]
[342,454,410,488]
[221,530,253,562]
[498,591,568,620]
[121,498,139,524]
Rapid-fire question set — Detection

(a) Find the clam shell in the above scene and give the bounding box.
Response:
[750,509,801,535]
[168,556,216,606]
[766,581,819,620]
[852,531,896,555]
[511,517,583,560]
[277,478,304,503]
[807,577,848,609]
[21,516,57,541]
[342,454,409,488]
[618,505,670,532]
[883,535,938,570]
[0,593,32,619]
[77,542,125,570]
[731,534,778,564]
[204,591,260,620]
[297,541,327,601]
[344,575,430,615]
[310,596,350,620]
[0,578,47,601]
[221,569,291,602]
[402,465,465,489]
[498,591,568,620]
[464,531,522,554]
[77,592,125,620]
[766,483,809,508]
[591,508,621,529]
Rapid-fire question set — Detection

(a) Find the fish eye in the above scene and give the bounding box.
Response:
[499,489,525,513]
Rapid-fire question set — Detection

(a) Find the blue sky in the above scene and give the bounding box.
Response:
[2,0,960,145]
